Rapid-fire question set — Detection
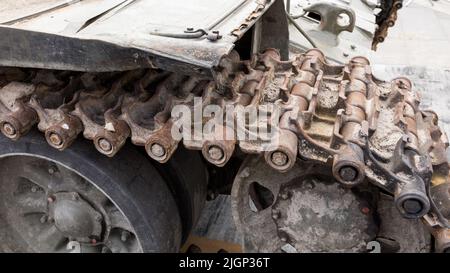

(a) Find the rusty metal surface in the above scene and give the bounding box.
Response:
[231,157,380,252]
[1,47,450,252]
[198,60,450,253]
[0,0,276,75]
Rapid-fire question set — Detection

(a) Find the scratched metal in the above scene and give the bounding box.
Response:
[0,0,275,74]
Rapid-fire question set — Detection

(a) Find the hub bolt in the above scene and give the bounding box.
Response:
[280,191,291,200]
[48,166,57,174]
[272,210,280,220]
[40,215,48,224]
[96,215,102,222]
[72,193,79,201]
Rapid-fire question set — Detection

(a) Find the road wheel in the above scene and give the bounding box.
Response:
[0,130,182,253]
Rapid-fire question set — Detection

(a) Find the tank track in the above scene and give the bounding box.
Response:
[0,49,449,250]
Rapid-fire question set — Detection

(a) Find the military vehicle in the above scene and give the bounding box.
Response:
[0,0,448,253]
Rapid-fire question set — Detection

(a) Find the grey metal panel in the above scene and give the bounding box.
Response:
[0,0,276,74]
[0,26,220,76]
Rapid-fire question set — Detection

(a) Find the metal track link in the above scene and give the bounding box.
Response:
[1,49,449,249]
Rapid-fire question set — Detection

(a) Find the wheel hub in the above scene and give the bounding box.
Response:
[0,156,141,252]
[48,192,103,242]
[231,156,378,253]
[272,177,376,252]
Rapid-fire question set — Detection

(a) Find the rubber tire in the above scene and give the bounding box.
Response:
[0,130,182,252]
[154,146,208,243]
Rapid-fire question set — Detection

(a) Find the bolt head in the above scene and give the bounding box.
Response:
[271,151,288,167]
[272,210,280,220]
[339,166,358,182]
[280,191,291,200]
[98,138,113,153]
[48,166,57,174]
[151,143,166,158]
[40,215,48,224]
[72,193,79,201]
[208,146,224,161]
[403,199,423,215]
[49,133,63,146]
[2,122,16,136]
